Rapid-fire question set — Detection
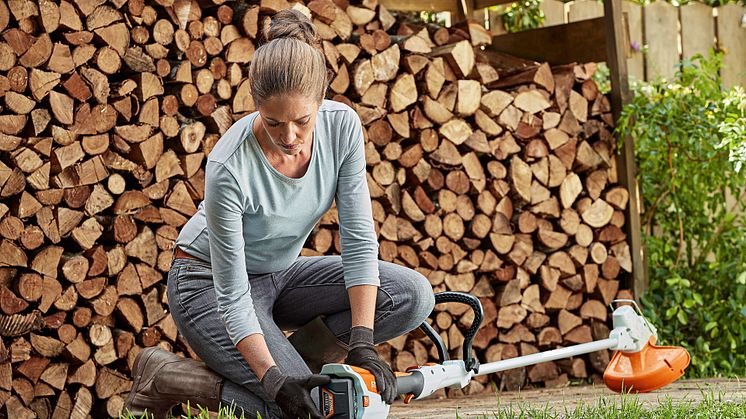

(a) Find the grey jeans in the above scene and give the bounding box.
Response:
[166,255,435,418]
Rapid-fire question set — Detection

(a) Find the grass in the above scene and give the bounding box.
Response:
[120,401,255,419]
[120,387,746,419]
[460,386,746,419]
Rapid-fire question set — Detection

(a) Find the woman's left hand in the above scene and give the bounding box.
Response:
[344,326,398,404]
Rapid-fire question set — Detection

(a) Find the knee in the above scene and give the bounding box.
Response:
[399,269,435,329]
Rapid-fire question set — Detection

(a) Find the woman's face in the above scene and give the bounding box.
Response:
[257,94,320,156]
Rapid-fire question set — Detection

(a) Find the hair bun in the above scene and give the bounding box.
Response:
[264,9,319,47]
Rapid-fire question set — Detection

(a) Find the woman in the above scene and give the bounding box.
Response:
[124,9,435,419]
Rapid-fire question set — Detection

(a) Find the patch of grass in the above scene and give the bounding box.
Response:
[465,387,746,419]
[120,401,256,419]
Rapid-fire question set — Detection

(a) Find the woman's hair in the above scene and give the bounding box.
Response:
[248,9,328,107]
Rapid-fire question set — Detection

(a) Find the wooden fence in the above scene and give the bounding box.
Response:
[486,1,746,87]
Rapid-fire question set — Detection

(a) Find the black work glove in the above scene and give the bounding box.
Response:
[344,326,397,405]
[261,365,330,419]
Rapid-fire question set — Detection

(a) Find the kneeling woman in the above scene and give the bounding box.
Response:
[125,9,435,419]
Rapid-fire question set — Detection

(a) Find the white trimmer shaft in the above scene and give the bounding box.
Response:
[403,301,657,401]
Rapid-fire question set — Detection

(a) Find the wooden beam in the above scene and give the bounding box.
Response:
[459,0,478,22]
[480,49,540,76]
[489,17,607,65]
[453,0,468,22]
[603,0,647,299]
[379,0,459,12]
[475,0,521,8]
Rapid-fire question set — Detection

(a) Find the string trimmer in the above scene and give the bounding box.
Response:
[318,292,690,418]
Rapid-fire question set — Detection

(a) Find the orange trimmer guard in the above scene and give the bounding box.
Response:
[603,337,690,393]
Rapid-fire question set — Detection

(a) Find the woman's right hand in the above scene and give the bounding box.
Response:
[261,366,330,419]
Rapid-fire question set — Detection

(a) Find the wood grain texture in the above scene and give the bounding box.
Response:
[680,3,715,59]
[716,4,746,88]
[644,1,680,79]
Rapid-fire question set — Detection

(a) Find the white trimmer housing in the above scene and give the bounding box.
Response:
[608,301,658,352]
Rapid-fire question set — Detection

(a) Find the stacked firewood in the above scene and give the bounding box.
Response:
[299,7,635,398]
[0,0,632,415]
[322,55,635,395]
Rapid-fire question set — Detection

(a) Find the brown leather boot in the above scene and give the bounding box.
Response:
[288,316,349,373]
[124,347,223,419]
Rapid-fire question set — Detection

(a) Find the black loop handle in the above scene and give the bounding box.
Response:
[419,321,448,363]
[419,291,483,373]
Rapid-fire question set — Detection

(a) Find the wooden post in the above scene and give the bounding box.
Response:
[603,0,647,299]
[453,0,472,23]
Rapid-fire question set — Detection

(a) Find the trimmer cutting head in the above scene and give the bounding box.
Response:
[604,336,691,393]
[602,300,691,393]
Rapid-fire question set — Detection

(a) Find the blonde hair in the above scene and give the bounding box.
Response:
[248,9,328,107]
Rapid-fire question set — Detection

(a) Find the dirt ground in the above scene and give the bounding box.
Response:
[388,379,746,418]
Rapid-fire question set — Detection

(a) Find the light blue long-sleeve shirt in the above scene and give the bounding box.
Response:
[174,100,380,345]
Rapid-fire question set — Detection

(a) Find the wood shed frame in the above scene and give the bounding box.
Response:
[382,0,648,299]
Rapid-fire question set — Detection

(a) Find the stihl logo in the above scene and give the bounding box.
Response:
[321,388,334,416]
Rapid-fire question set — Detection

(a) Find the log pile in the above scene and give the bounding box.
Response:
[330,55,635,395]
[0,0,632,415]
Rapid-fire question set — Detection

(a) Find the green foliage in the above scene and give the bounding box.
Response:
[419,11,447,27]
[496,0,545,33]
[591,63,612,95]
[616,51,746,377]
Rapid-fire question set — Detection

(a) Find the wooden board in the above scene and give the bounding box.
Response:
[541,0,567,27]
[680,3,715,59]
[476,0,526,8]
[716,4,746,88]
[380,0,458,13]
[623,1,644,82]
[643,1,680,79]
[490,17,607,65]
[568,0,604,22]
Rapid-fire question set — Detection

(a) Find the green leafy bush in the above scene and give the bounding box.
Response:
[616,52,746,377]
[497,0,545,33]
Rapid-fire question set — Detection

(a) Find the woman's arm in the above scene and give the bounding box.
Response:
[335,110,380,326]
[347,284,377,329]
[335,109,398,404]
[204,160,277,378]
[236,334,276,379]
